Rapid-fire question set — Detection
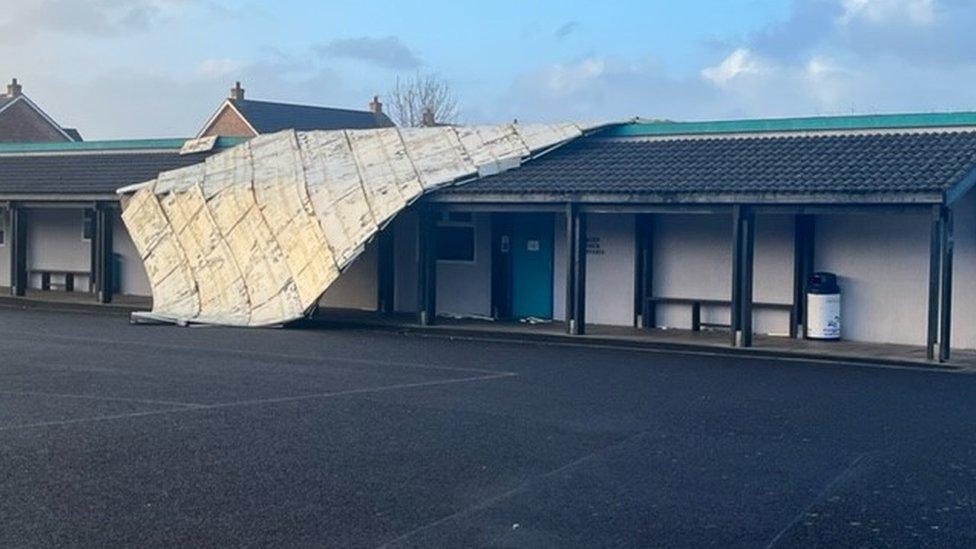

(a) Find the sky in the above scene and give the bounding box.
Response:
[3,0,976,139]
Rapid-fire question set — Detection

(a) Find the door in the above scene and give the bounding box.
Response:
[510,213,554,319]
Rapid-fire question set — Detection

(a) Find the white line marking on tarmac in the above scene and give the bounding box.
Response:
[764,453,871,549]
[0,372,517,433]
[377,429,651,548]
[0,390,204,409]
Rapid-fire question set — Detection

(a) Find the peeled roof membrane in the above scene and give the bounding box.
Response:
[118,123,596,327]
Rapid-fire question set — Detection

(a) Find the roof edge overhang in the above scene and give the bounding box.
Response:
[426,190,945,206]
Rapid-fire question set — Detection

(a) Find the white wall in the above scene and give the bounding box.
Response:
[584,214,636,326]
[951,190,975,349]
[112,210,151,296]
[653,214,795,334]
[436,212,493,317]
[320,238,378,310]
[26,209,92,291]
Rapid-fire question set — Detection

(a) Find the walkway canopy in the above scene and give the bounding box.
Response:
[117,124,599,326]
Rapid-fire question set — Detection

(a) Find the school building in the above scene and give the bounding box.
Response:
[0,79,973,361]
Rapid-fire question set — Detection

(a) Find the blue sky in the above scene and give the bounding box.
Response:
[2,0,974,138]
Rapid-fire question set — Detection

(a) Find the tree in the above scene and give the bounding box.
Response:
[388,73,459,127]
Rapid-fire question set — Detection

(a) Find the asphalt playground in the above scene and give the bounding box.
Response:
[1,306,975,547]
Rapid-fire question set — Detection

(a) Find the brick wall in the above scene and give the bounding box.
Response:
[0,100,70,143]
[200,104,257,138]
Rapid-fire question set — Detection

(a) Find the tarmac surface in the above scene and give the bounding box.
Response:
[1,307,975,547]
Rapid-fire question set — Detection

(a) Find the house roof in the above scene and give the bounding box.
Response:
[228,98,394,133]
[445,128,976,203]
[0,137,242,197]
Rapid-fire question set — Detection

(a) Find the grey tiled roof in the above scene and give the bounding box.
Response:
[232,99,394,133]
[0,151,213,195]
[448,130,976,196]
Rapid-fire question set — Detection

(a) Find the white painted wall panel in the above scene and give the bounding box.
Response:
[816,213,930,346]
[320,240,378,310]
[436,213,492,317]
[585,214,635,326]
[112,210,151,296]
[0,209,9,287]
[951,190,975,350]
[26,209,92,291]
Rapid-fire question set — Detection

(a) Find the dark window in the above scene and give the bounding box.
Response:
[82,209,94,241]
[436,225,475,262]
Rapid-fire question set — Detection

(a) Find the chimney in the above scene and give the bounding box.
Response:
[421,107,436,127]
[229,81,245,101]
[368,95,383,115]
[6,78,22,97]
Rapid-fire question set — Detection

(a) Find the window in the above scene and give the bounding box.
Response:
[436,225,475,262]
[82,209,94,241]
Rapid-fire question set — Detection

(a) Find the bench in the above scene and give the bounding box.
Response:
[645,297,793,331]
[28,269,91,292]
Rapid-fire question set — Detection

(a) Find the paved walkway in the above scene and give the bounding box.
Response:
[0,290,971,370]
[314,308,976,371]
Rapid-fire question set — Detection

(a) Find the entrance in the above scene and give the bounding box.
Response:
[493,213,554,319]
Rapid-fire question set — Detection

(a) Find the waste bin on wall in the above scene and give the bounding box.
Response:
[806,272,841,340]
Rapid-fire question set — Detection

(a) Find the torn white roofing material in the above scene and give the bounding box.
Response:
[118,123,601,326]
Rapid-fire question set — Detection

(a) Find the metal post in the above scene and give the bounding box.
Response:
[790,215,806,339]
[739,208,755,348]
[572,208,588,336]
[800,215,815,339]
[9,204,27,297]
[730,206,743,346]
[95,204,113,303]
[377,226,395,314]
[636,214,655,329]
[566,204,587,335]
[926,205,942,360]
[417,206,437,326]
[565,204,577,334]
[939,207,954,362]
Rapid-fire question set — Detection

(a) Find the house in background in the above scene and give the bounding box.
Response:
[196,82,394,138]
[0,79,82,143]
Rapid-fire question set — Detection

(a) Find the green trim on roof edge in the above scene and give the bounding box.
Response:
[607,111,976,137]
[0,136,247,154]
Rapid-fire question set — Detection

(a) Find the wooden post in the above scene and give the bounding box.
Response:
[926,205,942,360]
[377,226,395,314]
[417,206,437,326]
[9,203,27,297]
[939,207,954,362]
[636,214,655,329]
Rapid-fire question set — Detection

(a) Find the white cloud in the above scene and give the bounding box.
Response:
[839,0,935,26]
[701,49,765,86]
[196,58,246,78]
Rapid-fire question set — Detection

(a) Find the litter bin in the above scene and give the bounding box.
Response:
[806,272,841,340]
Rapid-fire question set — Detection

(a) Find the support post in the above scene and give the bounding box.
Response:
[800,215,815,339]
[926,205,942,360]
[790,215,814,339]
[565,204,587,335]
[9,203,27,297]
[94,203,114,303]
[939,207,954,362]
[377,226,395,314]
[739,208,755,347]
[636,214,655,329]
[417,206,437,326]
[730,206,743,346]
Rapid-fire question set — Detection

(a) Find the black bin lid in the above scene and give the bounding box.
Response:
[808,272,840,294]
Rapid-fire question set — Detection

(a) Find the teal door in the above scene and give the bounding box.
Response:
[510,214,554,319]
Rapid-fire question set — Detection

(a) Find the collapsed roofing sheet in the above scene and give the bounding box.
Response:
[118,123,594,326]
